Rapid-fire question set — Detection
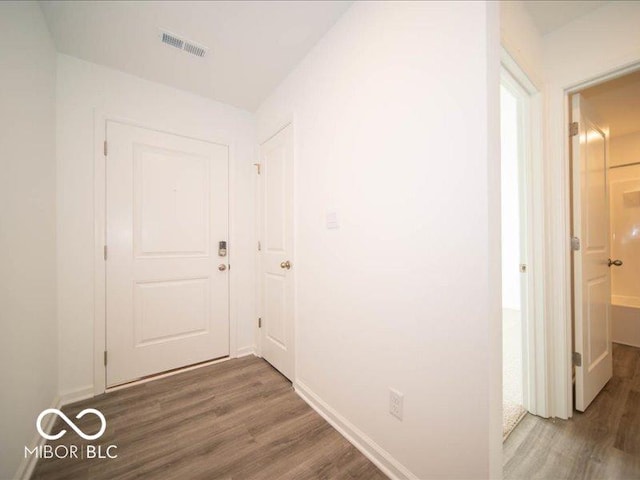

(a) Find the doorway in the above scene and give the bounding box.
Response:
[569,69,640,411]
[500,70,530,438]
[104,121,231,387]
[499,51,547,432]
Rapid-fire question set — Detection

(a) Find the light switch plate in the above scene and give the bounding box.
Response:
[326,211,339,229]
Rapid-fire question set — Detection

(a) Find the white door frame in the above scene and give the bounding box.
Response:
[93,110,238,395]
[547,61,640,419]
[255,119,297,383]
[500,49,548,417]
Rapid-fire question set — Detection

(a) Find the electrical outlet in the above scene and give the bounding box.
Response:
[389,388,404,420]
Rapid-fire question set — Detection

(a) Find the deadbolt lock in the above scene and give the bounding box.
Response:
[218,240,227,257]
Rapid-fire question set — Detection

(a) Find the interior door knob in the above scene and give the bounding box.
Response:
[608,259,623,267]
[218,264,227,271]
[280,260,291,270]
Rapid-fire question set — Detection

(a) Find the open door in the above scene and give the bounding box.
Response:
[259,124,295,380]
[571,93,613,412]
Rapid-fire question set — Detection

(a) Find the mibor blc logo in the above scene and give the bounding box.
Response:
[25,408,118,460]
[36,408,106,441]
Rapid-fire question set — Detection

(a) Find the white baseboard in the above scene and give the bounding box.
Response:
[59,386,94,406]
[14,394,61,480]
[294,381,417,480]
[235,346,255,358]
[14,386,96,480]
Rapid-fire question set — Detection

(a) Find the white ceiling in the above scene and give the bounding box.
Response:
[524,1,609,34]
[581,70,640,137]
[40,1,352,111]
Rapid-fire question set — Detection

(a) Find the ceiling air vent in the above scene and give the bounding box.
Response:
[161,31,184,50]
[183,42,207,58]
[159,29,208,58]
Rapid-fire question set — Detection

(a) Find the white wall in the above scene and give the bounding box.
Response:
[56,54,257,395]
[610,132,640,301]
[544,2,640,88]
[609,163,640,300]
[542,1,640,419]
[257,2,501,478]
[0,2,58,478]
[500,1,544,86]
[611,130,640,167]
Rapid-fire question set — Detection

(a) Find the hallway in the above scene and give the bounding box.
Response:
[504,343,640,479]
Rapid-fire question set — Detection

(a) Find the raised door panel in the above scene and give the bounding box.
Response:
[585,124,607,251]
[134,145,210,257]
[134,278,210,347]
[265,144,286,253]
[265,273,286,348]
[586,277,609,369]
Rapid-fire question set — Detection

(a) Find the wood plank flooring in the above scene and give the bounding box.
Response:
[504,343,640,479]
[32,356,386,480]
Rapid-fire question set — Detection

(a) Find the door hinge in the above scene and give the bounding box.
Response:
[103,245,108,260]
[572,352,582,367]
[258,317,262,328]
[103,140,108,156]
[253,163,261,175]
[104,351,108,366]
[571,236,581,251]
[570,122,579,137]
[257,241,261,251]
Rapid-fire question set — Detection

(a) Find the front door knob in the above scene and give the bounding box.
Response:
[608,259,623,267]
[218,264,227,271]
[280,260,291,270]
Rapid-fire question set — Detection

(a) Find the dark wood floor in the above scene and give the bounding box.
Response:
[504,343,640,479]
[33,356,386,480]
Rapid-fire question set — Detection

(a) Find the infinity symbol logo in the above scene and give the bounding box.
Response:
[36,408,107,441]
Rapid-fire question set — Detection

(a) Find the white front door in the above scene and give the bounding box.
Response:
[259,124,294,380]
[106,121,229,386]
[572,93,613,411]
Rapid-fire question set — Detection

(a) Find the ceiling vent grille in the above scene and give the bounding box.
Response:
[183,42,207,58]
[161,32,184,50]
[159,29,208,58]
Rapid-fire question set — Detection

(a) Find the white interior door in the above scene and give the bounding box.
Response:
[106,121,229,386]
[572,93,613,411]
[259,124,294,380]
